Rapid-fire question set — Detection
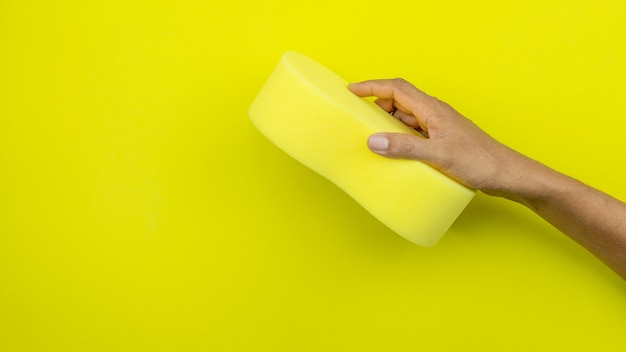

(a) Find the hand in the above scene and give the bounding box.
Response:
[348,78,529,196]
[349,79,626,280]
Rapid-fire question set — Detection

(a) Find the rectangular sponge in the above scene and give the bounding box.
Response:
[249,52,475,246]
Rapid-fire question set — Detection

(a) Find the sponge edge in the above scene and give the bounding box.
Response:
[249,51,476,246]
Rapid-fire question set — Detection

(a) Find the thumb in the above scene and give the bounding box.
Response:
[367,133,435,162]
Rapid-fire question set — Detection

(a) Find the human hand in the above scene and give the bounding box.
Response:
[348,78,530,196]
[351,79,626,280]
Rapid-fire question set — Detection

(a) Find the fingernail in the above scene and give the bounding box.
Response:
[368,134,389,151]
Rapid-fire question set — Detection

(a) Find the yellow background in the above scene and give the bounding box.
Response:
[1,0,626,350]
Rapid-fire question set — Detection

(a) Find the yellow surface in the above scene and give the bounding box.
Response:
[1,0,626,351]
[249,52,475,246]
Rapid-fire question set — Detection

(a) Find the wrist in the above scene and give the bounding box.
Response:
[482,147,552,203]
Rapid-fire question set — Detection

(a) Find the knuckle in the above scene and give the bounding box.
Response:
[392,77,409,87]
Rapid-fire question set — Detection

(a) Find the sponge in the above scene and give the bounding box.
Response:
[249,52,475,246]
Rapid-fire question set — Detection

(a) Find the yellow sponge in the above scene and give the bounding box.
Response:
[249,52,475,246]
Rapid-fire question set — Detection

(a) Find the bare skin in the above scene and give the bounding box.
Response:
[349,78,626,280]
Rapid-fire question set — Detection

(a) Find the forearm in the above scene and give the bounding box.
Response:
[492,151,626,279]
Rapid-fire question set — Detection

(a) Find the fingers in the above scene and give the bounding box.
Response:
[367,133,436,163]
[348,78,423,99]
[391,110,420,129]
[351,79,450,163]
[348,78,437,127]
[373,98,394,112]
[373,97,421,128]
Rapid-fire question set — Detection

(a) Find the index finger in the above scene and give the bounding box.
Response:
[348,78,437,127]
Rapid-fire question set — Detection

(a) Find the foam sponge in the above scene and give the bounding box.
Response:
[249,52,475,246]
